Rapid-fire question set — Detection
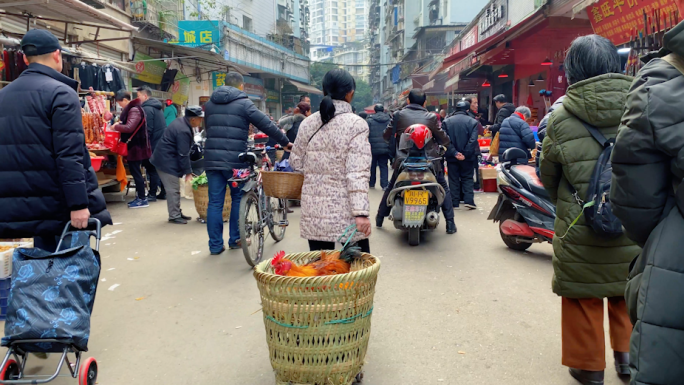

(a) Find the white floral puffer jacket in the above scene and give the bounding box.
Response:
[290,100,372,243]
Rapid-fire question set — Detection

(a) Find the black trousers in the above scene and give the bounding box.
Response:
[309,239,370,254]
[34,235,59,253]
[129,159,157,200]
[473,161,481,190]
[370,154,390,189]
[448,160,475,207]
[378,165,454,222]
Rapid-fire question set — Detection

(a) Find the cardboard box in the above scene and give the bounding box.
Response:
[480,167,498,180]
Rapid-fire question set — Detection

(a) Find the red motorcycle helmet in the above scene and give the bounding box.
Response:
[406,124,432,149]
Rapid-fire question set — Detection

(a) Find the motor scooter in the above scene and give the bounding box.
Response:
[386,125,446,246]
[487,148,556,251]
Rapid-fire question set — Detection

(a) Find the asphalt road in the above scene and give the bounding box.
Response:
[11,189,629,385]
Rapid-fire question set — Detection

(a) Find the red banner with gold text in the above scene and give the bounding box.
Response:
[588,0,683,46]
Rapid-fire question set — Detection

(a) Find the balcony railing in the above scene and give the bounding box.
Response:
[131,0,181,40]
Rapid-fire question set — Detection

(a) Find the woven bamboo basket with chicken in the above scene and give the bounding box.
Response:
[254,249,380,385]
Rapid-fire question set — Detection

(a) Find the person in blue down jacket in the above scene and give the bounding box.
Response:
[497,106,536,164]
[203,72,292,254]
[366,104,391,190]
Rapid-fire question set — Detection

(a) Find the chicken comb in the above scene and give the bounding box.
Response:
[271,251,286,266]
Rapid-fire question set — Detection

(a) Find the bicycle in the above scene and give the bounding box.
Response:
[232,145,288,267]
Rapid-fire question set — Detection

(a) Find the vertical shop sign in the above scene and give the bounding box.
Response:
[479,0,508,40]
[132,52,166,84]
[171,75,190,105]
[212,72,226,89]
[588,0,680,45]
[461,26,479,50]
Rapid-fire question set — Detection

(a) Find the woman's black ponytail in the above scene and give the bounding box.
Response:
[319,68,356,126]
[320,95,335,125]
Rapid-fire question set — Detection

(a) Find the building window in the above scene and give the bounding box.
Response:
[243,16,253,32]
[109,0,126,10]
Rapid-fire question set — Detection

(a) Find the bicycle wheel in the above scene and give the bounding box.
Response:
[267,197,287,242]
[239,191,264,267]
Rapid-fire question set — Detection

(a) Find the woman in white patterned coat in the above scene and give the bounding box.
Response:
[290,69,373,252]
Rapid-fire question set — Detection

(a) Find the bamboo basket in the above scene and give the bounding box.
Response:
[254,251,381,385]
[261,171,304,200]
[192,185,231,221]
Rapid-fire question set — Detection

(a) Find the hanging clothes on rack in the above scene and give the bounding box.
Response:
[96,63,125,93]
[77,62,99,90]
[15,51,26,75]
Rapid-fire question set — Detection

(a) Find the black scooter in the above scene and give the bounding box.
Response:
[487,148,556,251]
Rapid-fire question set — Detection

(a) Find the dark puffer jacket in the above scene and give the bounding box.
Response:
[204,86,289,170]
[442,111,479,162]
[610,23,684,385]
[383,104,449,167]
[498,113,535,162]
[142,98,167,151]
[0,63,112,238]
[488,102,516,136]
[367,111,390,156]
[151,116,194,178]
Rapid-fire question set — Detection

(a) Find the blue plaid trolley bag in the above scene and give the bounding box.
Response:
[0,219,101,385]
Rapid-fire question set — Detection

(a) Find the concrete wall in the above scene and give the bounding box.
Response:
[508,0,537,27]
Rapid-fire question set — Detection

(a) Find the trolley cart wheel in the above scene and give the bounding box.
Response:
[78,357,98,385]
[1,359,19,380]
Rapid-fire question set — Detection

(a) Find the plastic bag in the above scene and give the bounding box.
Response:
[274,159,293,172]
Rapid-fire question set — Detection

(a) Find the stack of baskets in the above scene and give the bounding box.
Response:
[192,185,231,221]
[261,171,304,200]
[254,251,381,385]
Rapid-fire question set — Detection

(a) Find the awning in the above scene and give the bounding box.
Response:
[441,8,546,70]
[0,0,137,31]
[287,80,323,95]
[444,75,460,89]
[131,37,247,75]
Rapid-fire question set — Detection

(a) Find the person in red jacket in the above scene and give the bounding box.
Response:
[112,90,152,209]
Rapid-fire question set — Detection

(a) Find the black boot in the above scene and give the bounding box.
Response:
[569,368,604,385]
[375,215,384,228]
[614,351,630,376]
[180,211,192,221]
[446,221,457,234]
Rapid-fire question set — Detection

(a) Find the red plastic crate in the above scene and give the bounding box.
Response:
[482,178,497,192]
[91,156,105,172]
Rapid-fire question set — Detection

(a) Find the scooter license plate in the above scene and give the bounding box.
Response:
[403,205,427,227]
[404,190,429,205]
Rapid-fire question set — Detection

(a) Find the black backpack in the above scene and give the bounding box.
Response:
[569,122,623,238]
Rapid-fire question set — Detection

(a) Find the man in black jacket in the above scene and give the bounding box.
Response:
[488,94,516,136]
[204,72,292,254]
[137,86,166,201]
[443,101,479,209]
[367,104,391,190]
[0,30,111,251]
[151,106,203,225]
[377,89,456,234]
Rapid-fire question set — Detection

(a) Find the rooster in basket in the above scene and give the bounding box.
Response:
[271,246,364,277]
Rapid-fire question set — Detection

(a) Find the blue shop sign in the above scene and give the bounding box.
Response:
[169,20,221,48]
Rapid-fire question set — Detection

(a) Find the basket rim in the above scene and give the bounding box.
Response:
[254,251,380,283]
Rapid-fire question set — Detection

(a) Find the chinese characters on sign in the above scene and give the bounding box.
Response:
[212,72,227,89]
[169,21,221,48]
[132,53,167,85]
[588,0,681,45]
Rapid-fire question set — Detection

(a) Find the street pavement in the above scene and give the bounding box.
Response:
[15,189,629,385]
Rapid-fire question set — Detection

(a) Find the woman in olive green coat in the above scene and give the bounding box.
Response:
[539,35,640,385]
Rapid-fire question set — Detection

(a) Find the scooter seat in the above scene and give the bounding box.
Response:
[510,165,549,199]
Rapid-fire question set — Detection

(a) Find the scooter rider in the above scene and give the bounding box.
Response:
[376,89,457,234]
